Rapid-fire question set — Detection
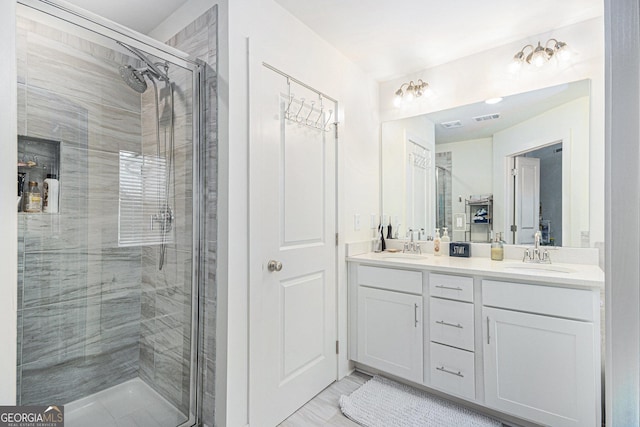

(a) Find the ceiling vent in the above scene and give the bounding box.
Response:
[440,120,463,129]
[473,113,501,122]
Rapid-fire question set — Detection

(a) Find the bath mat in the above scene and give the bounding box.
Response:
[339,375,502,427]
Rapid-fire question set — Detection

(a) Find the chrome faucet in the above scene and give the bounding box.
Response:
[403,228,422,254]
[523,230,551,263]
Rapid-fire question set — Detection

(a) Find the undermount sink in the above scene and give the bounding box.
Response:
[503,263,576,274]
[376,252,427,260]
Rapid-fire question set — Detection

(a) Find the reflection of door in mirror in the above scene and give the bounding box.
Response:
[436,152,452,232]
[510,143,563,245]
[406,135,432,236]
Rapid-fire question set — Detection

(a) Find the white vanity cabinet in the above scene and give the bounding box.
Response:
[347,255,602,427]
[354,265,424,383]
[482,280,600,427]
[428,273,476,400]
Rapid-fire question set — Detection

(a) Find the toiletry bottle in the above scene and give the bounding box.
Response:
[43,174,59,213]
[491,232,504,261]
[433,227,441,256]
[25,181,42,213]
[441,227,450,256]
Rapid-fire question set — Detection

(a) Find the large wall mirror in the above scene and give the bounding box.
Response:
[381,79,591,248]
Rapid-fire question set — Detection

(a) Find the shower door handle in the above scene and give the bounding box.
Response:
[267,260,283,272]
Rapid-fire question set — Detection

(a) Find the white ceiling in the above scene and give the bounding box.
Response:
[64,0,602,82]
[64,0,191,34]
[274,0,603,81]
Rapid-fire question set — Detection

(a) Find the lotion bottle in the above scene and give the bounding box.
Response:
[433,227,441,256]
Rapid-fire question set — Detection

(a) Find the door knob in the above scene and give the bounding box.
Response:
[267,260,283,272]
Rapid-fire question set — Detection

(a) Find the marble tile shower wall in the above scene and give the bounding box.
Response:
[138,67,194,413]
[16,17,144,405]
[163,7,218,426]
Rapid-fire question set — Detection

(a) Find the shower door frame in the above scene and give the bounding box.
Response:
[16,1,207,426]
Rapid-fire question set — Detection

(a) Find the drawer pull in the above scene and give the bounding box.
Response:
[435,320,463,329]
[435,285,463,291]
[436,366,464,378]
[414,303,419,327]
[487,316,490,344]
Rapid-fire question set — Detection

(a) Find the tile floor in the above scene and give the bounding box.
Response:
[278,371,371,427]
[64,378,188,427]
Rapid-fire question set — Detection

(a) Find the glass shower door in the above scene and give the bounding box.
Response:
[16,3,202,426]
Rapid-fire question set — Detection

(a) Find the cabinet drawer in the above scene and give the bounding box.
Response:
[430,342,475,400]
[358,265,422,294]
[482,280,594,321]
[430,297,475,351]
[429,273,473,302]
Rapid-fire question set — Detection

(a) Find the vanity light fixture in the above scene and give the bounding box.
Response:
[393,79,430,107]
[510,38,571,72]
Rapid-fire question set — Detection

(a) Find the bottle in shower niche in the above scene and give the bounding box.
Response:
[43,174,59,213]
[24,181,42,213]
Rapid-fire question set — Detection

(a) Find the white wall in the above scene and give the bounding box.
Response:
[152,1,379,426]
[436,138,493,242]
[0,0,17,405]
[380,17,605,248]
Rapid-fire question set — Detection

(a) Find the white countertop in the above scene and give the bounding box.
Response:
[347,252,604,290]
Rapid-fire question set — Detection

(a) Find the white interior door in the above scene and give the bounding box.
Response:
[405,133,434,235]
[514,156,540,244]
[249,62,337,427]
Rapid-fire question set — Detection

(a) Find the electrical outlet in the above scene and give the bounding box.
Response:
[370,214,377,229]
[354,214,361,231]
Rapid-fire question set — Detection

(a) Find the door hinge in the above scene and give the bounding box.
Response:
[510,225,518,232]
[335,233,339,246]
[511,168,518,176]
[336,340,339,354]
[334,123,338,139]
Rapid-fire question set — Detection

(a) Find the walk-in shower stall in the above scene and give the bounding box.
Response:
[15,1,216,426]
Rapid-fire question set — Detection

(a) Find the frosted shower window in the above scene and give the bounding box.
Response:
[118,151,174,246]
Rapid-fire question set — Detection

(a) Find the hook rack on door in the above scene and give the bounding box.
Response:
[282,91,333,132]
[263,62,338,133]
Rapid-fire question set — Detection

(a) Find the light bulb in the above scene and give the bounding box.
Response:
[530,43,548,67]
[405,87,414,102]
[509,59,523,74]
[509,51,525,74]
[556,42,571,61]
[393,95,402,107]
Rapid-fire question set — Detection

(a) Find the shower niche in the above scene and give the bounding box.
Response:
[17,135,61,213]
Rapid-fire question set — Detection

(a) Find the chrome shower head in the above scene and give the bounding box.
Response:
[119,65,147,93]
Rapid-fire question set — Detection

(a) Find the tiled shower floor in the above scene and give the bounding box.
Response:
[65,378,188,427]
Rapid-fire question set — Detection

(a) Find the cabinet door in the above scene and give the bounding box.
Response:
[483,307,598,427]
[357,286,423,383]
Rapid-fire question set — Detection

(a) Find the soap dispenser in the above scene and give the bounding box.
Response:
[433,227,441,256]
[441,227,450,243]
[491,232,504,261]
